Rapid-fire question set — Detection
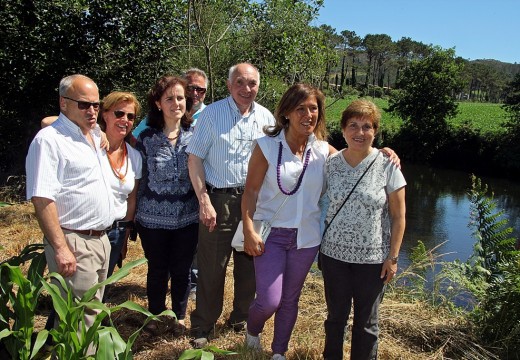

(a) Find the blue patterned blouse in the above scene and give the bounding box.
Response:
[135,126,199,229]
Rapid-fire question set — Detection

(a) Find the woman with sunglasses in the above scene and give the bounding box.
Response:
[134,75,199,336]
[97,91,142,278]
[38,92,142,278]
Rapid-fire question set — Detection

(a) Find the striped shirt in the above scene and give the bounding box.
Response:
[26,113,115,230]
[186,96,275,188]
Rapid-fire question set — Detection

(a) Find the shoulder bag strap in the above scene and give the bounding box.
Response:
[322,151,380,236]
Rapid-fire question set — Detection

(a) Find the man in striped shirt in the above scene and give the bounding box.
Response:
[187,63,275,348]
[26,74,114,348]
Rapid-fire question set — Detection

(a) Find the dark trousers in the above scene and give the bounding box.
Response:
[190,191,256,333]
[320,254,385,360]
[137,222,198,320]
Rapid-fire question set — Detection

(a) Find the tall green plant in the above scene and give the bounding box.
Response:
[43,258,174,360]
[456,175,520,355]
[0,244,46,360]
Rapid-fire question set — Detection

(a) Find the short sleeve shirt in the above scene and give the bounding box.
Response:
[320,148,406,264]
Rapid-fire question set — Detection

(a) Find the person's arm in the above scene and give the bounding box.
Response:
[380,187,406,284]
[121,179,139,260]
[241,146,269,257]
[379,147,400,168]
[188,154,217,232]
[31,196,77,277]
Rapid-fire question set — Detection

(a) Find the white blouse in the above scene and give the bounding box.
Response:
[253,131,329,249]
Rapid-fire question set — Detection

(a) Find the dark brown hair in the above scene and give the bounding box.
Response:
[266,83,327,140]
[147,75,192,130]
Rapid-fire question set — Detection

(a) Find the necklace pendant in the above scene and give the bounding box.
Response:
[119,177,126,184]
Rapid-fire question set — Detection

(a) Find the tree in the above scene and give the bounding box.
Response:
[388,47,464,160]
[0,0,187,179]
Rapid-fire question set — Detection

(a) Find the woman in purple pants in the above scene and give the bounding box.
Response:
[241,84,336,360]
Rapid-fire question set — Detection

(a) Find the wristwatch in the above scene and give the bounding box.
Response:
[387,255,399,264]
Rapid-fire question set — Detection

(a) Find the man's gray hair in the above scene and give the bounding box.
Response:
[183,68,208,87]
[58,74,98,96]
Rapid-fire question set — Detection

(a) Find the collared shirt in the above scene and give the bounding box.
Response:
[135,126,198,229]
[186,96,275,188]
[26,113,115,230]
[253,131,330,249]
[320,148,407,264]
[191,103,206,127]
[99,143,142,220]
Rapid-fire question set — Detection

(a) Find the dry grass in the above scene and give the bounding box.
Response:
[0,203,497,360]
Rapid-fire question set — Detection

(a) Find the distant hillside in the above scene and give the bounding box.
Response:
[472,59,520,77]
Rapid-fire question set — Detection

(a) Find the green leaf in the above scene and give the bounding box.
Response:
[29,330,49,359]
[178,349,202,360]
[200,350,215,360]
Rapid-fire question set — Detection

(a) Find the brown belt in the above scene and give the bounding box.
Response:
[61,227,106,237]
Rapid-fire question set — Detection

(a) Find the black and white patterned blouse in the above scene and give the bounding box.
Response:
[135,126,199,230]
[320,148,406,264]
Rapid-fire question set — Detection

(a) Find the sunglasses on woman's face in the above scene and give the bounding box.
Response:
[113,110,136,120]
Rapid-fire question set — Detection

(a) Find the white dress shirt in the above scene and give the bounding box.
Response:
[26,113,115,230]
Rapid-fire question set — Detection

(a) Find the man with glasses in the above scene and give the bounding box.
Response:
[26,74,115,353]
[187,63,275,348]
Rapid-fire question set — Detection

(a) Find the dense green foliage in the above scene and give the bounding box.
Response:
[388,48,465,160]
[1,0,519,180]
[460,176,520,357]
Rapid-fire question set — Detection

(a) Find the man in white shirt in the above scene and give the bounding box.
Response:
[187,63,275,347]
[26,74,115,340]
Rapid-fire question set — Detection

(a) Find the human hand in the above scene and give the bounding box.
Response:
[380,147,400,168]
[380,260,397,284]
[199,200,217,232]
[244,233,264,257]
[55,246,77,277]
[100,131,109,150]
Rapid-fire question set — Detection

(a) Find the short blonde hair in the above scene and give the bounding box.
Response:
[98,91,141,131]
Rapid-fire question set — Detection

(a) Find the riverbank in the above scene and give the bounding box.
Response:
[0,202,497,359]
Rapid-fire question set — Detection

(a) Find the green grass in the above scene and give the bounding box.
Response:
[325,97,509,135]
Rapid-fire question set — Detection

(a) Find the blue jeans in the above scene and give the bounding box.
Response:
[107,226,127,278]
[247,228,319,354]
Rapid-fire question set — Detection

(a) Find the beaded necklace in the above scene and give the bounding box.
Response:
[276,142,311,195]
[107,142,128,184]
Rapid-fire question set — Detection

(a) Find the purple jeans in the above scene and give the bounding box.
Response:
[247,227,319,354]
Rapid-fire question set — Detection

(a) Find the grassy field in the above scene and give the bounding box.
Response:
[0,203,497,359]
[325,97,509,135]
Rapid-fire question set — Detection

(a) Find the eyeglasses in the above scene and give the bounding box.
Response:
[63,96,100,110]
[113,110,136,120]
[187,86,206,94]
[346,123,374,132]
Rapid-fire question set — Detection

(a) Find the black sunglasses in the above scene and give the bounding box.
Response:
[63,96,101,110]
[187,86,207,94]
[113,110,136,120]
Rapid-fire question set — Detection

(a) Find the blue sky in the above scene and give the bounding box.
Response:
[315,0,519,64]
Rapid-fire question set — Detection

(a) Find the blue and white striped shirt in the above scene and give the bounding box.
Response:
[186,96,275,188]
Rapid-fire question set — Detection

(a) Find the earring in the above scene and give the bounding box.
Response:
[158,107,162,111]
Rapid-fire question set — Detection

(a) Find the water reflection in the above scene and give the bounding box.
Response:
[400,163,520,268]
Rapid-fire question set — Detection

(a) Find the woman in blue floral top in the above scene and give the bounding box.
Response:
[135,75,198,335]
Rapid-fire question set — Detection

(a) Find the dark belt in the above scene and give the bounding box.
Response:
[206,183,244,195]
[61,227,106,237]
[109,220,134,230]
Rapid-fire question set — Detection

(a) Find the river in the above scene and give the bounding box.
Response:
[400,163,520,268]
